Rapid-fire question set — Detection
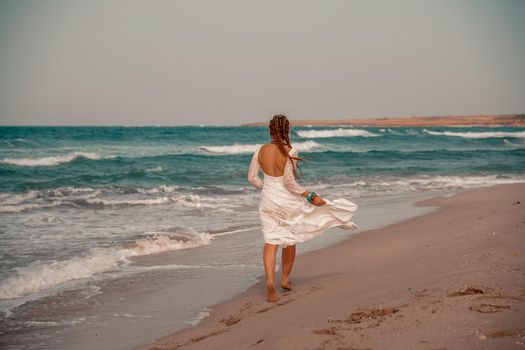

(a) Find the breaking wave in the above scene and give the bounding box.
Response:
[0,185,242,213]
[296,128,380,138]
[422,129,525,139]
[0,231,213,299]
[315,174,525,198]
[199,140,322,154]
[0,152,104,167]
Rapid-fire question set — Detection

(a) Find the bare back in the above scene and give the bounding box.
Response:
[258,144,292,177]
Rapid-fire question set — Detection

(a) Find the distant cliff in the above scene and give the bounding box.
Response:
[242,114,525,127]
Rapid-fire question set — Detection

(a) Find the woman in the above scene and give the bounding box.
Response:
[248,114,358,302]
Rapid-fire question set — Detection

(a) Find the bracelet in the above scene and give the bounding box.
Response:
[306,192,313,202]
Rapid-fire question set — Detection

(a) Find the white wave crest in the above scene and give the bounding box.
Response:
[296,128,380,138]
[387,128,402,135]
[45,186,102,197]
[85,197,173,206]
[84,192,241,212]
[0,187,103,213]
[422,129,525,139]
[0,201,62,213]
[0,185,238,213]
[375,175,525,190]
[135,184,178,194]
[199,140,322,154]
[0,152,103,167]
[13,138,39,145]
[145,166,163,173]
[173,194,241,212]
[199,143,259,154]
[0,190,39,205]
[0,232,213,299]
[291,140,323,152]
[503,139,525,147]
[317,174,525,199]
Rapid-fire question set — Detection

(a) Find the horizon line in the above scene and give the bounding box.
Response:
[1,112,523,127]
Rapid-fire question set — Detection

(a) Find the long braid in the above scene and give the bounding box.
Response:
[269,115,305,179]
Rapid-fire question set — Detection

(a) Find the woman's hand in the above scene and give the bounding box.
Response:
[311,195,326,206]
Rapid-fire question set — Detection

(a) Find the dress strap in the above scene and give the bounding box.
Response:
[288,147,295,156]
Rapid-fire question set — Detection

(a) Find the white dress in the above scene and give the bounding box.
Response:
[248,145,358,247]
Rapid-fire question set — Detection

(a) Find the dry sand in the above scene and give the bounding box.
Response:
[137,183,525,350]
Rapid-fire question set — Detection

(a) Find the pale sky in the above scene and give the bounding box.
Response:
[0,0,524,126]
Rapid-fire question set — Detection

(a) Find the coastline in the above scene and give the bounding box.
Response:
[137,183,525,350]
[0,189,452,350]
[241,114,525,127]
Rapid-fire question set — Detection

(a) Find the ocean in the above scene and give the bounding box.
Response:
[1,125,524,349]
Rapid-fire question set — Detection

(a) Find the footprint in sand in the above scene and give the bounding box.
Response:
[486,329,518,338]
[256,297,296,313]
[447,286,486,297]
[469,303,511,313]
[312,327,338,335]
[190,329,229,343]
[219,315,241,326]
[328,306,403,330]
[251,339,264,346]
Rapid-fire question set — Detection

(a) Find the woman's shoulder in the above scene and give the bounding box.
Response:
[259,143,294,154]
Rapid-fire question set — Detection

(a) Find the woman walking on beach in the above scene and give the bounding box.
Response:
[248,115,358,302]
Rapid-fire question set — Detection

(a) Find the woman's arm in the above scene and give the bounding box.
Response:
[247,146,264,190]
[283,149,308,196]
[283,149,326,206]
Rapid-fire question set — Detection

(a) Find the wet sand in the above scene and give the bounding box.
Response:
[137,183,525,350]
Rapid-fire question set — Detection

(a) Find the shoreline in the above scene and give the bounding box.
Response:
[137,183,525,350]
[0,189,452,350]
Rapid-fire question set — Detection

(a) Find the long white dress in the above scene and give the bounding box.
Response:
[248,145,358,247]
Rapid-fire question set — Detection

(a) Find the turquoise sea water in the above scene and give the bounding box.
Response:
[1,126,524,193]
[0,125,524,348]
[1,125,525,294]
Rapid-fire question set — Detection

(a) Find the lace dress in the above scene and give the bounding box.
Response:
[248,144,358,247]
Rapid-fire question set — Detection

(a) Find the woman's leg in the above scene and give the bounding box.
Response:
[281,244,296,290]
[263,243,279,302]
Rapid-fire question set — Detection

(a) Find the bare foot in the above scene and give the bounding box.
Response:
[281,280,292,291]
[267,287,279,302]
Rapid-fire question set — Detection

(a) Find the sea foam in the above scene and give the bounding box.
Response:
[199,140,322,154]
[0,232,213,299]
[0,185,238,213]
[317,174,525,198]
[422,129,525,139]
[0,152,103,167]
[296,128,380,138]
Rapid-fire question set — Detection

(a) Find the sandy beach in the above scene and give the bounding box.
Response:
[138,183,525,350]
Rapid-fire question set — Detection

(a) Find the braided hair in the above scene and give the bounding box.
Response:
[269,114,305,179]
